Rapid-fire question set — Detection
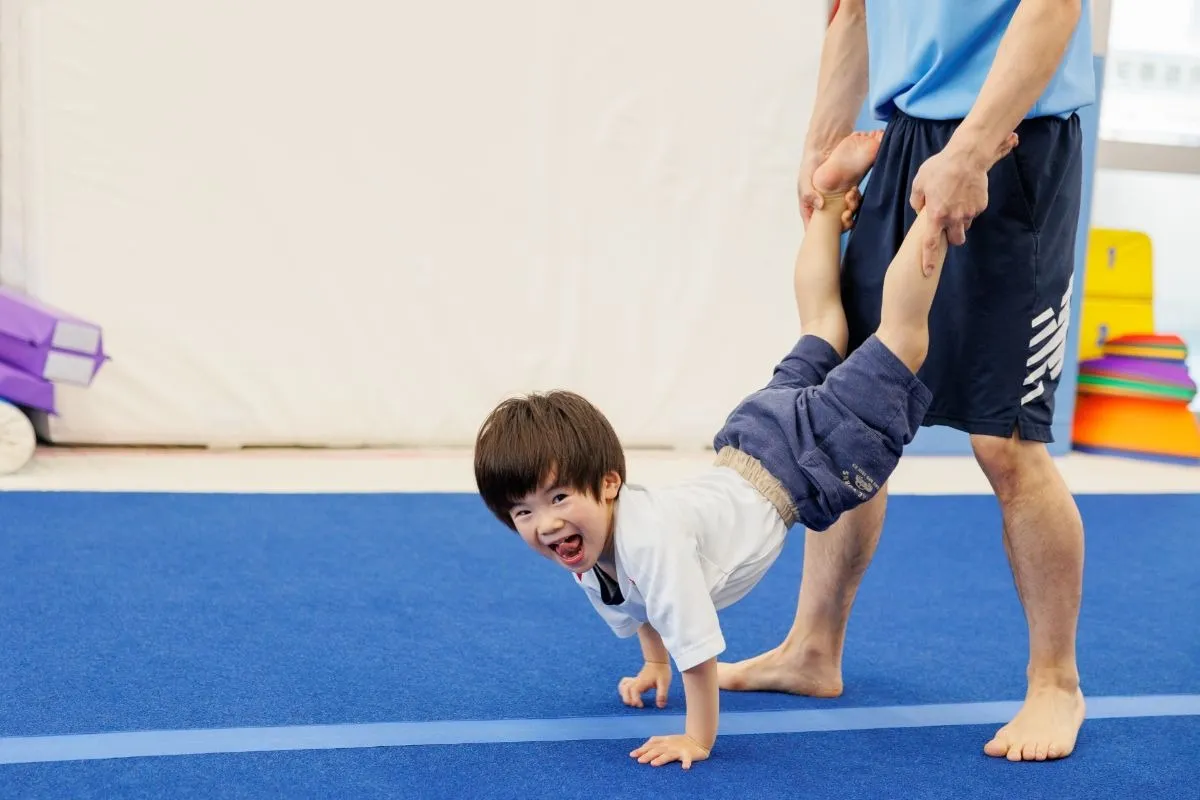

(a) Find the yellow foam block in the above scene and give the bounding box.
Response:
[1076,298,1155,362]
[1084,229,1153,301]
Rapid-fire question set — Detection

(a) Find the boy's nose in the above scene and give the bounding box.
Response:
[536,515,564,538]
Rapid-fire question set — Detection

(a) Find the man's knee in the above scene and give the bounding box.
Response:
[970,430,1050,501]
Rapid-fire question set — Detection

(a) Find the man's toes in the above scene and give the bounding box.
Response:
[983,731,1011,758]
[992,735,1073,762]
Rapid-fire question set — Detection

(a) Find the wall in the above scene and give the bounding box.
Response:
[0,0,826,448]
[5,3,1154,451]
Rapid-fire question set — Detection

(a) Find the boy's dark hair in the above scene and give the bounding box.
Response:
[474,390,626,529]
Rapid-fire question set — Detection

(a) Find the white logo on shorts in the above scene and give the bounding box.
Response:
[1022,274,1073,406]
[841,463,880,500]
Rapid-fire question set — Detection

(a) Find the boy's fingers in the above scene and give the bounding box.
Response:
[923,234,941,276]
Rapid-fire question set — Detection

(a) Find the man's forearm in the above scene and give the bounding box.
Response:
[804,0,870,155]
[952,0,1084,163]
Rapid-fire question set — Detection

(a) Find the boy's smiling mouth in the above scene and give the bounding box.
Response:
[551,533,586,567]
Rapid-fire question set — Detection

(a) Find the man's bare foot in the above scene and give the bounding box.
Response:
[716,643,844,698]
[984,671,1085,761]
[811,130,885,196]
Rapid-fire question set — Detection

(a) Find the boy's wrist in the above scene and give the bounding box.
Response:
[683,722,716,752]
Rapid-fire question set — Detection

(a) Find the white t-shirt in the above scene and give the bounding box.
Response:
[575,465,789,672]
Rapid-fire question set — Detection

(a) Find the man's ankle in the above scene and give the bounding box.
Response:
[781,632,843,666]
[1026,663,1081,691]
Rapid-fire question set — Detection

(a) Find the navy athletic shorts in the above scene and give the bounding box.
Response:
[713,334,932,532]
[841,110,1084,442]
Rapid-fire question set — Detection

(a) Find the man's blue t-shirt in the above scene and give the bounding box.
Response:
[865,0,1097,122]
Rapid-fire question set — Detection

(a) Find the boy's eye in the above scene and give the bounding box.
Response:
[511,509,529,518]
[552,493,569,503]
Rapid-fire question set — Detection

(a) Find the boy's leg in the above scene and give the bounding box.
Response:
[796,127,1010,373]
[860,131,1019,376]
[870,209,948,373]
[793,131,885,357]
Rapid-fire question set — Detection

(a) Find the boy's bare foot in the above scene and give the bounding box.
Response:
[811,130,885,197]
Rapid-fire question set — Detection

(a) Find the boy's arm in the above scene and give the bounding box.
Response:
[629,657,718,769]
[799,0,870,225]
[637,622,670,664]
[622,516,726,768]
[618,624,673,709]
[681,658,719,750]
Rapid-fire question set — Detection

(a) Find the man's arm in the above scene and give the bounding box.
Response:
[911,0,1085,262]
[948,0,1085,168]
[806,0,870,154]
[799,0,870,222]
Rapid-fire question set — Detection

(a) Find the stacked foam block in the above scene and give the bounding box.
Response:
[0,287,108,474]
[1076,229,1155,363]
[1072,333,1200,465]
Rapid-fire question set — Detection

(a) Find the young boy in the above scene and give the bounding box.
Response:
[473,130,1016,769]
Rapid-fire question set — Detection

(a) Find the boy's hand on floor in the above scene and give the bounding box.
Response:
[630,734,711,769]
[617,661,672,708]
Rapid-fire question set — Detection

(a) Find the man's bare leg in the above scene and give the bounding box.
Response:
[975,432,1086,761]
[716,488,887,697]
[869,134,1083,762]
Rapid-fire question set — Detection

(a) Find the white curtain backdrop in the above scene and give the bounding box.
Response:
[1,0,823,447]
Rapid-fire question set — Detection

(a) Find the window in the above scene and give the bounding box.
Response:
[1099,0,1200,152]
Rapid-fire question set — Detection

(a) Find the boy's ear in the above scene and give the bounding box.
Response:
[601,470,622,501]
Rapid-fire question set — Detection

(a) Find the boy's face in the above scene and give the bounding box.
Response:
[508,470,621,574]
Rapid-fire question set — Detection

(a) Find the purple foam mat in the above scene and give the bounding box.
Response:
[0,360,55,413]
[1078,355,1196,389]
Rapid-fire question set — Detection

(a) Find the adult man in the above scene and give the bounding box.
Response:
[718,0,1095,762]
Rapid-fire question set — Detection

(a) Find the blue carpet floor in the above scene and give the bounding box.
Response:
[1,491,1197,796]
[7,717,1198,800]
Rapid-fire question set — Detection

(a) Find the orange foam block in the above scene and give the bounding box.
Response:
[1072,393,1200,464]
